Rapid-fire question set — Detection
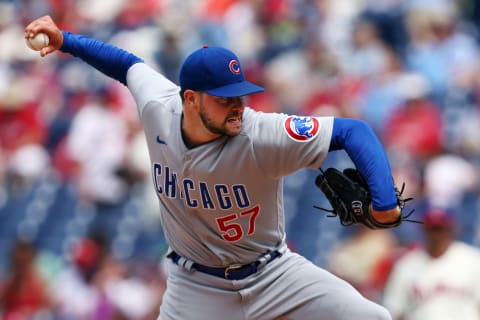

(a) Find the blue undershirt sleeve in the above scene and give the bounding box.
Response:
[60,31,144,86]
[329,117,397,210]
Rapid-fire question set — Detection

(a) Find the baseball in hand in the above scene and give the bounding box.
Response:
[26,33,50,51]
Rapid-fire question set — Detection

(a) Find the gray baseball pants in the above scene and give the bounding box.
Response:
[157,249,392,320]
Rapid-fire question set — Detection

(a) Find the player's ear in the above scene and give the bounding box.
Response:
[184,90,201,109]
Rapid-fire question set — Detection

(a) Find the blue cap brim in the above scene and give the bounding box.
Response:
[205,81,264,98]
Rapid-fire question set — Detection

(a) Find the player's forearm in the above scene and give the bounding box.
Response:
[329,118,397,211]
[60,31,143,85]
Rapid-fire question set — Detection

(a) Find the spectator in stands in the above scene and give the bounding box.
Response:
[50,234,115,319]
[0,239,52,319]
[423,153,479,210]
[381,72,444,161]
[404,3,480,103]
[0,73,50,193]
[356,45,407,132]
[64,89,130,205]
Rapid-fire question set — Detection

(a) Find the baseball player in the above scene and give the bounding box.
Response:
[25,15,402,320]
[383,208,480,320]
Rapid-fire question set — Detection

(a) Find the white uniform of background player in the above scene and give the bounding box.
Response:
[383,209,480,320]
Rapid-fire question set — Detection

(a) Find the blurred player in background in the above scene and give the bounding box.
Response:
[25,15,404,320]
[383,208,480,320]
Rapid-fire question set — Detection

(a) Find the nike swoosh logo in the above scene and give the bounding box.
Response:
[156,136,167,145]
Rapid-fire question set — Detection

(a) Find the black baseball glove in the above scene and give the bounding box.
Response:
[314,167,415,229]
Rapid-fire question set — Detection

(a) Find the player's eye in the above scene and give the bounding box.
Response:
[216,97,230,105]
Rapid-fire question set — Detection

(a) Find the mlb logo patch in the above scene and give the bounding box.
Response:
[283,116,320,142]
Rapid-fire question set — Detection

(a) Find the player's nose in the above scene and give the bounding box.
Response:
[229,97,244,109]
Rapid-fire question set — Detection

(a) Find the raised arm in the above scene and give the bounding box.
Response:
[24,15,143,85]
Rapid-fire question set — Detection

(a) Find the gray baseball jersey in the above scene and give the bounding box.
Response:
[127,63,332,267]
[127,64,392,320]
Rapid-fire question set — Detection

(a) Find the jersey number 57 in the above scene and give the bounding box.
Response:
[215,205,260,242]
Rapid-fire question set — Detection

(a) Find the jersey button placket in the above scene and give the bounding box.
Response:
[183,154,191,176]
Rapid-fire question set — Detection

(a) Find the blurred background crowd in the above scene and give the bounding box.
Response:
[1,0,480,319]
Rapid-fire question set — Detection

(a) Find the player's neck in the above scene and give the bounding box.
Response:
[427,242,451,258]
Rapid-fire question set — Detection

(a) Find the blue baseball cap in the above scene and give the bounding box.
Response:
[179,46,264,98]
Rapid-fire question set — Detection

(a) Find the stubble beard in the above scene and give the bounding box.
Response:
[199,105,243,137]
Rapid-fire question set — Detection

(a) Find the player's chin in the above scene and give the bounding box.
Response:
[224,124,242,136]
[225,119,242,135]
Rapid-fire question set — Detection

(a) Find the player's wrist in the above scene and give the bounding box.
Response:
[370,206,401,224]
